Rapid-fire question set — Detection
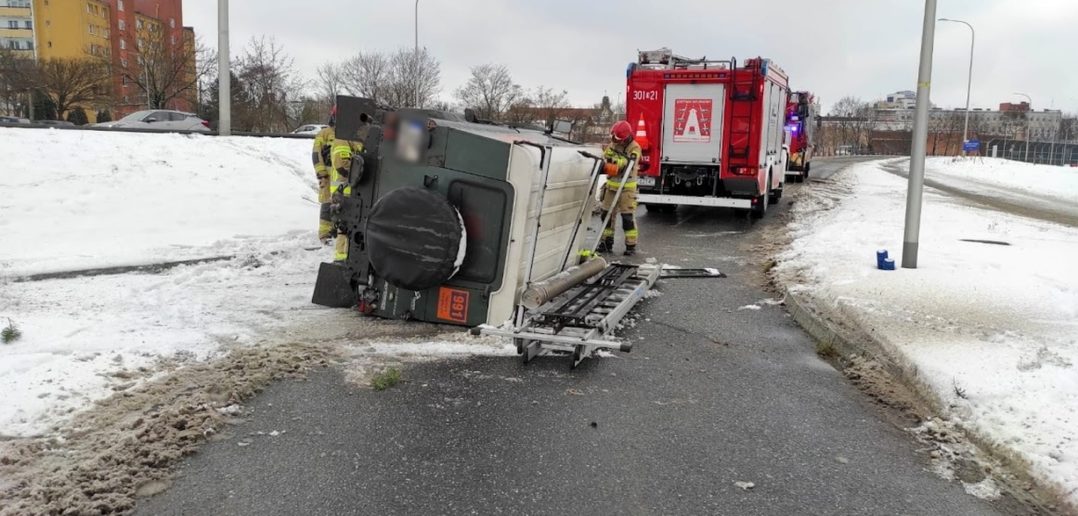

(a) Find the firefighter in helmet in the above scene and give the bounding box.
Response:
[312,107,336,244]
[598,120,643,256]
[328,112,371,262]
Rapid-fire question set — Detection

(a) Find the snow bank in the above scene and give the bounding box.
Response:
[776,161,1078,506]
[925,156,1078,204]
[0,129,507,438]
[0,127,316,276]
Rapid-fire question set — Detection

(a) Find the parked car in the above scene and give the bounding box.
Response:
[291,124,327,135]
[95,110,210,132]
[0,115,30,124]
[34,120,75,127]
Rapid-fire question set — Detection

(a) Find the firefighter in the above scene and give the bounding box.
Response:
[598,120,642,256]
[328,116,369,262]
[312,107,336,244]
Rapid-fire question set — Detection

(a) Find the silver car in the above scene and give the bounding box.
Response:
[291,124,328,135]
[96,110,211,132]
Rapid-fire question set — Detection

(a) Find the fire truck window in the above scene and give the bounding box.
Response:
[448,181,506,284]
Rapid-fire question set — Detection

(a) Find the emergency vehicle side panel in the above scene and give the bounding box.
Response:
[626,74,664,178]
[660,83,725,165]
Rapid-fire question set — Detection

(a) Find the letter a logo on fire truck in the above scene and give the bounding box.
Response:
[673,99,712,143]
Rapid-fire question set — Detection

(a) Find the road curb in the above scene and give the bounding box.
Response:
[782,287,1075,513]
[781,290,944,414]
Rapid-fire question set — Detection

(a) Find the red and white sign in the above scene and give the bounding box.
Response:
[672,99,712,143]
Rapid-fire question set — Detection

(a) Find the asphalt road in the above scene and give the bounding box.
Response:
[138,158,1006,515]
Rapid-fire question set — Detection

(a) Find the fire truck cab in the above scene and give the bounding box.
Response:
[627,48,790,218]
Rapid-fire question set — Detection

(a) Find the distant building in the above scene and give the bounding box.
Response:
[0,0,36,58]
[876,90,917,110]
[2,0,193,120]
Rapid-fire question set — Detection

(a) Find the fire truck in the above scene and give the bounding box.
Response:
[626,48,790,218]
[785,91,817,182]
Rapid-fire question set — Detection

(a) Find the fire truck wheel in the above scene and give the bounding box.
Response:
[769,184,782,203]
[752,176,770,219]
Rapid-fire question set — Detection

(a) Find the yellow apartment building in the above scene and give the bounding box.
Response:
[33,0,111,59]
[0,0,36,59]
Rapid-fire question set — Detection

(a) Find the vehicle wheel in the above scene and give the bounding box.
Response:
[769,185,782,203]
[752,175,769,219]
[769,172,783,203]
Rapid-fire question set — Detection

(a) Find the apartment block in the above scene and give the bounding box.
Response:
[0,0,35,58]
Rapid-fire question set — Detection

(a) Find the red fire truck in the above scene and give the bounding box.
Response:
[785,91,817,182]
[626,48,790,218]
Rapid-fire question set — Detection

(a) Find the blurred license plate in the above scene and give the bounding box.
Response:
[638,176,656,187]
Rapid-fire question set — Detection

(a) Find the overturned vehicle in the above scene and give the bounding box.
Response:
[312,96,721,366]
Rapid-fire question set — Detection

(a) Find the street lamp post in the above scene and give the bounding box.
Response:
[902,0,938,269]
[1015,92,1032,162]
[939,18,974,155]
[414,0,420,108]
[217,0,230,136]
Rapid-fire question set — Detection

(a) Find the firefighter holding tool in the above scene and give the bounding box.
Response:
[598,120,642,256]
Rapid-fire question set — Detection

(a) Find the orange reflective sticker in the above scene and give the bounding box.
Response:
[437,287,469,323]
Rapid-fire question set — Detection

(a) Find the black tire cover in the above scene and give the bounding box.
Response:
[365,187,464,291]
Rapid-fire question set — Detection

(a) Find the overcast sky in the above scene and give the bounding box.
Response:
[185,0,1078,114]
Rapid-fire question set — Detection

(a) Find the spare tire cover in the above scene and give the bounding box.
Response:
[365,187,465,291]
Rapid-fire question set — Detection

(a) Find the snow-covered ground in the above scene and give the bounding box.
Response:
[0,128,316,277]
[0,128,510,438]
[776,160,1078,506]
[925,156,1078,205]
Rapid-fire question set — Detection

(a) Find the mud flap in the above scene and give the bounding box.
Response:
[312,262,357,308]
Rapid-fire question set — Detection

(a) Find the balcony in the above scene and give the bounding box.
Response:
[0,6,32,17]
[0,27,32,38]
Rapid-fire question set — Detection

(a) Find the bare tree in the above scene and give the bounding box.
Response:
[35,58,112,118]
[0,49,36,116]
[234,36,307,132]
[531,86,570,126]
[455,63,523,121]
[830,96,874,153]
[115,25,213,111]
[386,48,440,108]
[340,52,390,104]
[315,62,342,103]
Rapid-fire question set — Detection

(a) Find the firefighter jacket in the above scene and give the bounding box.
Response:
[330,137,364,199]
[312,126,335,204]
[603,139,643,190]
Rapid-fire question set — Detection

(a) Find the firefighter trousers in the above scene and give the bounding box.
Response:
[317,172,333,242]
[600,186,638,247]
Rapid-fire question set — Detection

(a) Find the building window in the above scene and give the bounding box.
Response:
[118,19,124,30]
[118,0,123,10]
[136,19,143,30]
[119,39,125,50]
[170,18,175,28]
[24,20,31,29]
[6,21,16,29]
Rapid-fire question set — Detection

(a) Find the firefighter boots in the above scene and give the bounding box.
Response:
[596,238,614,254]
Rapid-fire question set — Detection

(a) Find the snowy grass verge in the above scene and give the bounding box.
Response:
[774,160,1078,509]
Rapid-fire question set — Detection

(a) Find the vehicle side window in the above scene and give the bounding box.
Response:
[144,111,167,122]
[169,112,186,121]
